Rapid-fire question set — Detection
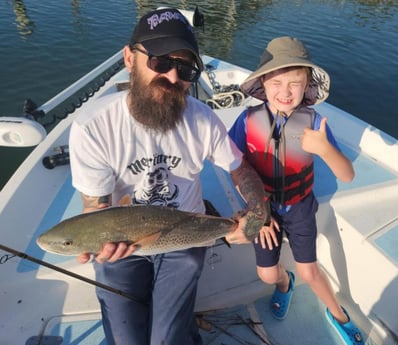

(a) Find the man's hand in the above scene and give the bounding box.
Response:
[77,193,136,264]
[77,242,138,264]
[225,212,280,248]
[225,210,251,244]
[225,210,265,244]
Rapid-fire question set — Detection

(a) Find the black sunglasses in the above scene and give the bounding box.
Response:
[132,46,201,83]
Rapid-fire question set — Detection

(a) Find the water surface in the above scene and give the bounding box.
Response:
[1,0,398,189]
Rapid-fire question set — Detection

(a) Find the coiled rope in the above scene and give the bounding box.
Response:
[204,63,246,109]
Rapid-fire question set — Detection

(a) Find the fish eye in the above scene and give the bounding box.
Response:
[63,239,73,247]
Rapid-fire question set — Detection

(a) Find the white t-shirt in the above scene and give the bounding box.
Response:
[69,91,242,214]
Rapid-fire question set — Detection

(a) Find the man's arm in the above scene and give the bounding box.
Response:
[227,159,271,243]
[81,193,112,213]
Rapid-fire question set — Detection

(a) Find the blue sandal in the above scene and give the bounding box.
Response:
[270,271,295,320]
[325,306,364,345]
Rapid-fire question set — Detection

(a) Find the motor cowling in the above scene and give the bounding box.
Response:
[0,116,46,147]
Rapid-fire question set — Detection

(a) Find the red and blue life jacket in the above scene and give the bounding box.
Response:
[246,103,315,205]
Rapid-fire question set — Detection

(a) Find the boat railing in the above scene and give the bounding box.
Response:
[39,50,124,115]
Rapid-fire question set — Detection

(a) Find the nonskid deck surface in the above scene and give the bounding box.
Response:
[199,285,339,345]
[201,284,376,345]
[36,284,376,345]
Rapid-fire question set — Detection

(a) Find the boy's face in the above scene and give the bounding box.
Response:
[261,67,309,116]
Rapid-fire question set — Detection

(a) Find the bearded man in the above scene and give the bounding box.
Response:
[69,8,269,345]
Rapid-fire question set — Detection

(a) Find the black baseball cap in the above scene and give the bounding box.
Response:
[130,8,204,71]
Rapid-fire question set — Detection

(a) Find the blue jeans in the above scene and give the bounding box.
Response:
[94,247,207,345]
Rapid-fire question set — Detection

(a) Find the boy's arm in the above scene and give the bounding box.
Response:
[302,117,354,182]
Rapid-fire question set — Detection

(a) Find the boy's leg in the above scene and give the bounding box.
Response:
[150,247,207,345]
[254,208,289,289]
[296,261,345,319]
[284,193,345,321]
[288,194,364,344]
[253,213,295,319]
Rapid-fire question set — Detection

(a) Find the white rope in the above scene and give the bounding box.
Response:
[205,90,246,109]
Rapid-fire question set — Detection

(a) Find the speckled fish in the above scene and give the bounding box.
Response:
[36,205,238,256]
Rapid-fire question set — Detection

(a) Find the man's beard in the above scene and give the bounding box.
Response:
[128,66,187,133]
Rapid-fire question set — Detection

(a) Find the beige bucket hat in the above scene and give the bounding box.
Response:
[240,36,330,105]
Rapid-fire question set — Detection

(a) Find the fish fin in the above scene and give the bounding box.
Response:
[118,194,132,206]
[134,232,162,248]
[203,199,221,217]
[221,237,231,248]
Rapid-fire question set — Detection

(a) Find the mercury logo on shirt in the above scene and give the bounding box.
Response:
[127,153,182,175]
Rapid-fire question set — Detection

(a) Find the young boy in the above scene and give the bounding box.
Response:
[228,36,364,345]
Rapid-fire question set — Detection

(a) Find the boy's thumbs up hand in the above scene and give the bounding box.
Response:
[319,116,327,133]
[301,117,330,155]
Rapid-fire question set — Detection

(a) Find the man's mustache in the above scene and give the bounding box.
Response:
[150,77,184,93]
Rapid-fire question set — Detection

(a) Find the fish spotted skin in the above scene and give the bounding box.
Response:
[36,205,238,256]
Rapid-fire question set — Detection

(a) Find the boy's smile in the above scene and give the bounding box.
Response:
[262,67,309,116]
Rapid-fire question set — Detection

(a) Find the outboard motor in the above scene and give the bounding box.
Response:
[0,116,46,147]
[0,99,47,147]
[193,6,205,30]
[23,99,45,122]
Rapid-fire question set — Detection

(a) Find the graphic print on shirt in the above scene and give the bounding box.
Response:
[127,152,182,207]
[131,167,179,207]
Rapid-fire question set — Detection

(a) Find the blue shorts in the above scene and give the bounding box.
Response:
[254,192,319,267]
